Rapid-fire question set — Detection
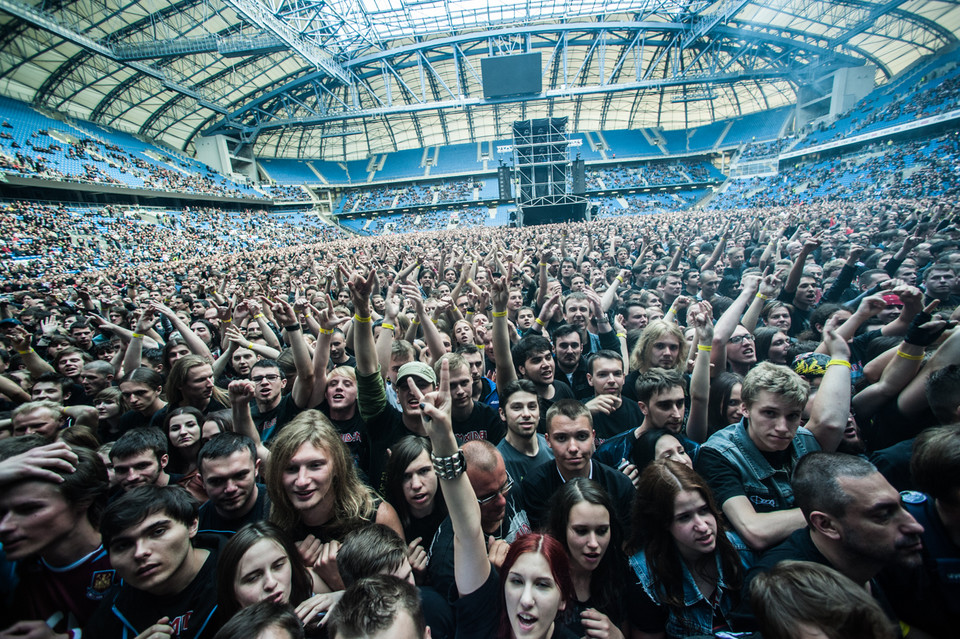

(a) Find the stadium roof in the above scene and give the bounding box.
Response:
[0,0,957,160]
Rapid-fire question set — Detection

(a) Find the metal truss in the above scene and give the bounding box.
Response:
[204,21,863,141]
[221,0,350,82]
[0,0,229,114]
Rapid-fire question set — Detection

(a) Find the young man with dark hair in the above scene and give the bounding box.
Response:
[584,349,644,445]
[85,485,222,638]
[520,399,634,531]
[196,432,269,534]
[552,324,591,400]
[327,575,430,639]
[110,427,171,492]
[337,524,452,637]
[504,334,575,432]
[0,437,113,637]
[454,344,498,408]
[434,353,505,445]
[495,379,553,484]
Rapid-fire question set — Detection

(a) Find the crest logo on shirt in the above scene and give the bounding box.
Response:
[87,569,116,599]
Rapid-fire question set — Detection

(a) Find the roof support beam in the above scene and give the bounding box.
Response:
[221,0,350,83]
[0,0,228,114]
[831,0,908,47]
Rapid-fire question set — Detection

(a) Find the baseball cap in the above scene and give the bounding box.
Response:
[397,361,437,386]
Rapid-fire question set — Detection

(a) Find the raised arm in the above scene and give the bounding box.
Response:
[272,299,315,409]
[710,275,760,375]
[376,284,401,378]
[804,316,851,453]
[686,305,713,444]
[741,271,782,332]
[492,269,519,387]
[783,236,819,295]
[402,282,446,366]
[307,300,352,408]
[150,301,214,362]
[229,379,271,462]
[898,301,960,417]
[345,266,379,376]
[7,327,55,376]
[413,359,490,595]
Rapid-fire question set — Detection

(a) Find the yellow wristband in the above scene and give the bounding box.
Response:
[756,293,770,300]
[412,318,420,325]
[539,262,547,266]
[467,279,472,284]
[319,327,334,335]
[477,344,485,350]
[381,322,395,330]
[616,333,626,339]
[616,276,624,283]
[16,348,33,355]
[896,349,924,361]
[253,313,264,319]
[668,307,677,315]
[222,318,232,323]
[246,343,254,350]
[353,314,372,323]
[698,344,713,352]
[304,313,311,318]
[492,310,508,318]
[535,318,546,326]
[131,333,145,339]
[827,359,851,369]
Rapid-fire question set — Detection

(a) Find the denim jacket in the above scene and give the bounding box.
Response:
[628,532,754,637]
[702,418,819,511]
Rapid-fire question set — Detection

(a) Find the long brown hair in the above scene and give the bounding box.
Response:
[628,460,742,608]
[165,354,228,409]
[216,521,313,622]
[266,410,375,533]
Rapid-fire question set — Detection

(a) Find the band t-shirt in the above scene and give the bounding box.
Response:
[13,545,116,633]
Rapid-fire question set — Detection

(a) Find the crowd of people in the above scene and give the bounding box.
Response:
[586,163,715,191]
[715,132,960,209]
[339,180,480,215]
[0,124,261,199]
[1,195,959,639]
[0,202,343,280]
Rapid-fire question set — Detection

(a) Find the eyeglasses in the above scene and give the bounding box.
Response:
[729,334,755,344]
[251,374,281,384]
[477,477,513,506]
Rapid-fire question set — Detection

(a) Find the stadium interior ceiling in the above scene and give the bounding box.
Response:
[0,0,957,161]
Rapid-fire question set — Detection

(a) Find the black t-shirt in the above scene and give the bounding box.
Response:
[537,380,576,433]
[590,399,645,446]
[254,393,304,443]
[863,396,937,452]
[520,460,635,533]
[317,401,371,479]
[695,445,791,512]
[116,409,152,433]
[453,401,506,445]
[454,569,578,639]
[197,484,270,534]
[741,528,899,628]
[327,354,357,370]
[85,534,224,638]
[405,503,447,548]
